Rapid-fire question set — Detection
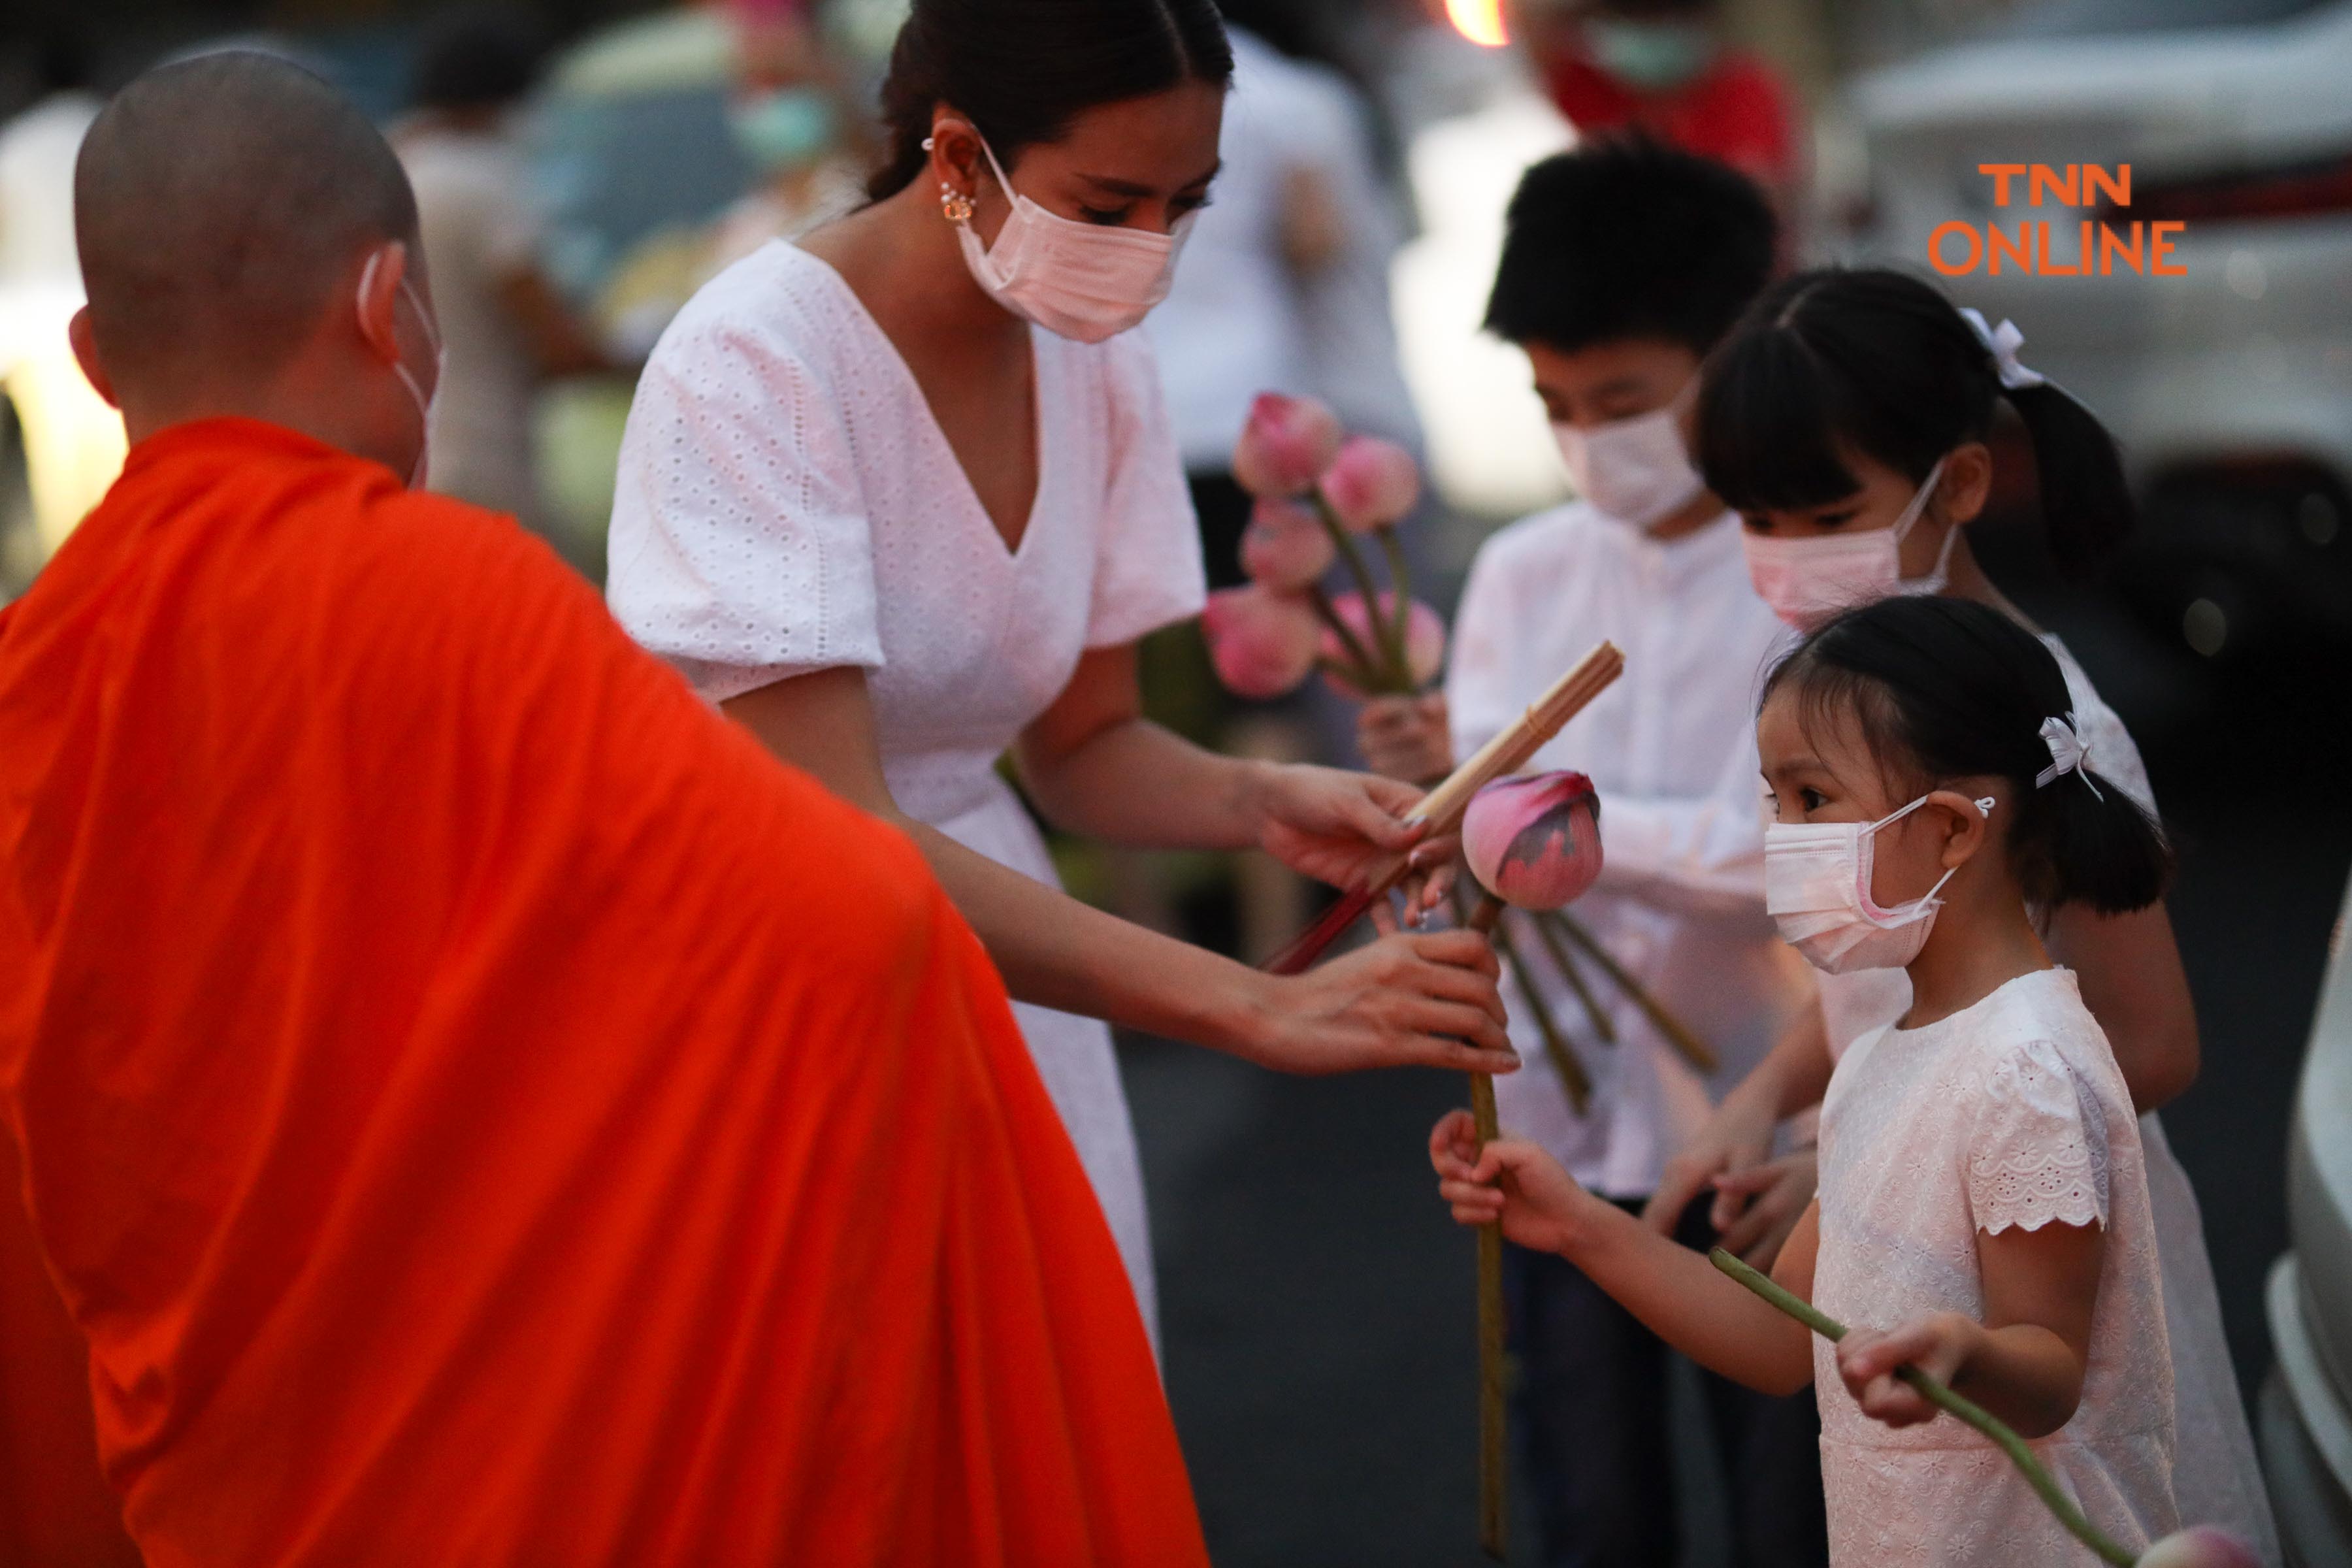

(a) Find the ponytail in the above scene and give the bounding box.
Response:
[1696,267,2137,580]
[2002,380,2135,580]
[1765,596,2172,916]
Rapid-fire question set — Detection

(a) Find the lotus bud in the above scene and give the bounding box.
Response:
[1318,591,1446,695]
[1202,585,1321,699]
[1463,771,1603,911]
[1239,497,1337,592]
[1318,434,1422,532]
[2137,1528,2262,1568]
[1232,392,1344,498]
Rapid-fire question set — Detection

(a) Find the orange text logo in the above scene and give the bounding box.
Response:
[1930,165,2186,278]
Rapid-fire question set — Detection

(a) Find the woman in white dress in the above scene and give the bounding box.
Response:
[604,0,1512,1340]
[1648,269,2280,1558]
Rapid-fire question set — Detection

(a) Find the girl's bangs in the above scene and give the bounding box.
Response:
[1694,333,1864,514]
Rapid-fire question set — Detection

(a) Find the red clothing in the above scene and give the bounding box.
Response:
[1544,48,1801,195]
[0,418,1206,1567]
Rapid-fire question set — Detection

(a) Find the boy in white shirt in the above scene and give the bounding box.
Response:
[1360,139,1823,1567]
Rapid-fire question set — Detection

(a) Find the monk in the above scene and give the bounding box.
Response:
[0,51,1207,1566]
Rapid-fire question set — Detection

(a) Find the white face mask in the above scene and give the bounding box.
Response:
[357,250,444,489]
[1553,403,1707,529]
[1741,455,1956,630]
[1765,791,1994,974]
[950,133,1194,344]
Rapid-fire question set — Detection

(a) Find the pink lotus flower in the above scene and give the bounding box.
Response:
[1233,393,1343,498]
[1319,591,1446,695]
[1319,434,1422,532]
[1202,585,1321,699]
[1239,498,1337,591]
[1463,772,1603,911]
[2137,1527,2262,1568]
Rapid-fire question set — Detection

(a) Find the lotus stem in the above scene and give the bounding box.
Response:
[1554,911,1718,1074]
[1529,909,1618,1048]
[1305,583,1380,684]
[1465,894,1511,1561]
[1489,919,1593,1115]
[1708,1250,2134,1567]
[1376,525,1418,686]
[1308,488,1406,687]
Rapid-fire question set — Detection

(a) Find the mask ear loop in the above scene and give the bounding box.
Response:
[1859,791,1995,923]
[1889,454,1964,583]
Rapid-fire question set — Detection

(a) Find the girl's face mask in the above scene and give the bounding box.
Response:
[948,132,1194,344]
[1765,791,1994,975]
[1741,456,1955,630]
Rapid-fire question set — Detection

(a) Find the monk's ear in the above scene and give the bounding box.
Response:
[67,308,118,410]
[352,242,409,366]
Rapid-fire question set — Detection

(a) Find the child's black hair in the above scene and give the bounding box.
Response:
[1695,267,2133,580]
[1484,135,1776,357]
[1763,596,2172,916]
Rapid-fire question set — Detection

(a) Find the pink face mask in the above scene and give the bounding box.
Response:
[1741,457,1953,630]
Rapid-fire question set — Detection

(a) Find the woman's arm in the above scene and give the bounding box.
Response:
[2046,900,2199,1113]
[1433,1115,1818,1396]
[1835,1217,2104,1441]
[1019,645,1452,907]
[723,666,1515,1073]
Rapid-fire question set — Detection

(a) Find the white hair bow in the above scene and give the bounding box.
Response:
[2036,713,2104,800]
[1959,308,2048,392]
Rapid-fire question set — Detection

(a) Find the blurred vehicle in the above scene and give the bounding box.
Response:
[1837,0,2352,671]
[2268,866,2352,1567]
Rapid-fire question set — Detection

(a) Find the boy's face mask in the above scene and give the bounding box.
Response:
[1552,400,1706,530]
[730,86,836,175]
[357,249,444,489]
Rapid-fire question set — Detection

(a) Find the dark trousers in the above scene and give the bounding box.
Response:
[1504,1201,1829,1568]
[1188,470,1256,591]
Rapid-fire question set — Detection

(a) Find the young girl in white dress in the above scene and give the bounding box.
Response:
[604,0,1512,1340]
[1649,269,2278,1560]
[1437,593,2181,1563]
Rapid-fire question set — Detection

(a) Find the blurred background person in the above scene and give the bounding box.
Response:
[1515,0,1805,214]
[394,7,611,555]
[0,31,122,564]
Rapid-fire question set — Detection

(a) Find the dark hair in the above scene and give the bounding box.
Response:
[410,8,547,112]
[868,0,1234,201]
[1764,596,2171,915]
[1695,267,2134,579]
[1485,135,1776,357]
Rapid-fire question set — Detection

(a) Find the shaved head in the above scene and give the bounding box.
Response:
[76,51,419,387]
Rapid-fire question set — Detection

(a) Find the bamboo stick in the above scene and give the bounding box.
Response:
[1466,895,1511,1562]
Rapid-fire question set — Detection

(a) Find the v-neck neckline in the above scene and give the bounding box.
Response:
[791,245,1051,563]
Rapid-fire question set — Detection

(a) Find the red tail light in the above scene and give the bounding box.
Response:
[2107,152,2352,225]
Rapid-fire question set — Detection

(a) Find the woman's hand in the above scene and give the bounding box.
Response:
[1835,1313,1982,1429]
[1429,1111,1595,1255]
[1250,932,1513,1074]
[1252,761,1453,921]
[1357,693,1452,785]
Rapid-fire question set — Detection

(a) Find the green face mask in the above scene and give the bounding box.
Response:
[1586,20,1716,91]
[728,86,836,175]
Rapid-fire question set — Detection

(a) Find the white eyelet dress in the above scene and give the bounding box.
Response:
[603,242,1208,1343]
[1816,636,2279,1563]
[1814,968,2176,1564]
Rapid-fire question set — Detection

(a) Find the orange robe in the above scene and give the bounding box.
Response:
[0,417,1207,1567]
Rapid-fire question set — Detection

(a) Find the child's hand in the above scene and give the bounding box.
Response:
[1358,694,1452,785]
[1429,1109,1589,1255]
[1835,1312,1982,1429]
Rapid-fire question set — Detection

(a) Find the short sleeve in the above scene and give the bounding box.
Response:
[1965,1036,2111,1236]
[606,302,879,703]
[1085,331,1207,648]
